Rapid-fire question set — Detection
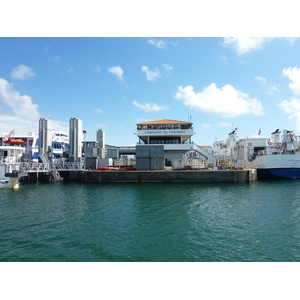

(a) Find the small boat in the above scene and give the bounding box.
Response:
[8,138,25,145]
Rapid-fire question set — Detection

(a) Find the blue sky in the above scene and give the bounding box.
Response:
[1,37,300,146]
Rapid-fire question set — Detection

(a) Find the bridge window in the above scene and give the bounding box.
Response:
[149,137,180,144]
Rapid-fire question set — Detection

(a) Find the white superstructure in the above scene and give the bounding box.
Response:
[213,129,300,179]
[0,128,69,182]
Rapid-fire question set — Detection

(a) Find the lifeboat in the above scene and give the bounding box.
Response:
[8,138,25,145]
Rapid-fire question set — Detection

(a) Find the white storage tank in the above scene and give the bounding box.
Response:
[97,129,105,149]
[69,117,83,162]
[38,118,52,157]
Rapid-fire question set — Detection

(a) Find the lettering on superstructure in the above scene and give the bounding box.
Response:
[145,130,187,135]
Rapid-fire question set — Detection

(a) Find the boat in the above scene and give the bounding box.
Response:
[212,128,300,179]
[0,130,70,183]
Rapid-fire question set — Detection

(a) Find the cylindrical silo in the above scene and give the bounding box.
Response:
[69,117,83,162]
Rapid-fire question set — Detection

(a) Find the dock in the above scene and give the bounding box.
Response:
[77,168,257,183]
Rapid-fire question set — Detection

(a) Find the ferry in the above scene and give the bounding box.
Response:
[213,128,300,179]
[0,130,69,183]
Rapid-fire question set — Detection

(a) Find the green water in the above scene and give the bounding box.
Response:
[1,180,300,262]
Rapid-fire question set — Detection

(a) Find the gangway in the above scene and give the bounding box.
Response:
[19,161,82,173]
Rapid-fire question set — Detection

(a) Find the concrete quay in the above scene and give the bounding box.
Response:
[77,168,257,183]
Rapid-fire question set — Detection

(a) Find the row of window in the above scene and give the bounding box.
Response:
[149,138,181,144]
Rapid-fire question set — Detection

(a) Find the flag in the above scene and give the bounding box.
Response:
[258,128,261,135]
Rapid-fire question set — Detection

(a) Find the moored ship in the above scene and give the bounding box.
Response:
[213,128,300,179]
[0,130,69,182]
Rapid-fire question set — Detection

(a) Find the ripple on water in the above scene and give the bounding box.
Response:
[1,181,300,261]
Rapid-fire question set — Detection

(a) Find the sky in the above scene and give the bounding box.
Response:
[1,37,300,147]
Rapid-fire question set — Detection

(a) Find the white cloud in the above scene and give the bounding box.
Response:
[94,108,104,113]
[108,66,124,80]
[0,115,39,135]
[162,64,173,74]
[43,45,51,53]
[255,76,267,85]
[268,84,280,93]
[147,38,178,50]
[0,78,41,133]
[174,83,264,118]
[255,76,279,94]
[278,98,300,114]
[286,37,298,46]
[51,55,60,63]
[95,123,109,128]
[66,67,73,75]
[0,78,40,120]
[202,123,213,130]
[278,99,300,132]
[11,64,36,81]
[148,39,167,49]
[135,118,153,123]
[278,68,300,131]
[132,100,169,112]
[219,55,228,65]
[0,78,71,135]
[93,66,101,73]
[141,66,160,82]
[222,37,274,56]
[218,122,232,127]
[52,120,69,133]
[282,67,300,95]
[222,38,298,56]
[43,46,60,62]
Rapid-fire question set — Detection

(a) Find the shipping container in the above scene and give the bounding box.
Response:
[150,157,165,170]
[86,147,98,158]
[136,158,150,170]
[106,148,119,159]
[136,145,150,158]
[97,158,113,167]
[98,148,105,159]
[149,145,164,158]
[85,158,98,169]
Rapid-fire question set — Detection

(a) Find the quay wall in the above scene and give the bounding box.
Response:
[77,169,257,183]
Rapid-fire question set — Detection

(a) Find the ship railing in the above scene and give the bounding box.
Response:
[51,162,82,171]
[19,161,82,173]
[4,163,21,174]
[19,162,51,173]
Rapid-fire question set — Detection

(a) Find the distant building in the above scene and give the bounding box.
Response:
[136,119,195,162]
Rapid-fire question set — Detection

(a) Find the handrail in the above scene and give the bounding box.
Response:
[19,161,82,173]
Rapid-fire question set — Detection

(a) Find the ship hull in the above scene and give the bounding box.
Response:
[257,168,300,180]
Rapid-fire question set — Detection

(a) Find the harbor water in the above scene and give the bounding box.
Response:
[1,180,300,262]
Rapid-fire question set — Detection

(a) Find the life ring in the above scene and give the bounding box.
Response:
[248,142,252,146]
[268,142,272,145]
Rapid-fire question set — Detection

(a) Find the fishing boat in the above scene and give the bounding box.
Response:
[213,128,300,179]
[0,130,70,183]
